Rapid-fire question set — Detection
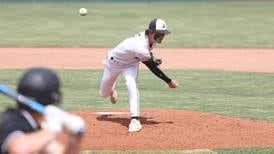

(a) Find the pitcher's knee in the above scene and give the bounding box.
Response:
[99,90,109,98]
[125,79,136,88]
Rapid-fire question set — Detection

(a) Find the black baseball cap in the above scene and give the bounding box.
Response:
[149,18,170,34]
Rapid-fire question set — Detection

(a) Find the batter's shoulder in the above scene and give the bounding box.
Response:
[0,108,22,124]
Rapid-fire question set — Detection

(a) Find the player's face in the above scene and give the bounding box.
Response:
[153,32,165,44]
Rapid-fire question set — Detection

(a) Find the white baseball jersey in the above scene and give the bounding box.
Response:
[108,31,155,67]
[100,31,157,118]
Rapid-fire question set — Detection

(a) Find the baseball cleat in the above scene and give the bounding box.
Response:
[128,119,142,132]
[110,90,118,104]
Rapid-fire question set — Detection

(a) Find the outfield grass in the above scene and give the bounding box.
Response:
[2,69,274,153]
[1,69,274,122]
[0,1,274,48]
[217,147,274,154]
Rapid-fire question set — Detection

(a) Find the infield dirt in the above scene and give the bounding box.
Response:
[1,48,274,150]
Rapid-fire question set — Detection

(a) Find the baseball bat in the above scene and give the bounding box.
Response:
[0,83,44,114]
[0,83,86,135]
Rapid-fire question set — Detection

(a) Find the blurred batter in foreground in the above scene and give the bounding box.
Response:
[0,67,85,154]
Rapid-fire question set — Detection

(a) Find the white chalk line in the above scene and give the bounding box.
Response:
[95,111,128,115]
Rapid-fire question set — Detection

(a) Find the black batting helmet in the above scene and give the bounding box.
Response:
[17,67,62,109]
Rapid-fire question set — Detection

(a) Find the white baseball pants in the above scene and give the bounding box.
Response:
[99,58,140,117]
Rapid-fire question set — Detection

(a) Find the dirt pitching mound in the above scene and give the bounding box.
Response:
[71,109,274,150]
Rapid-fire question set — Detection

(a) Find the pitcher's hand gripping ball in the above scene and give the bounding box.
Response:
[79,8,88,16]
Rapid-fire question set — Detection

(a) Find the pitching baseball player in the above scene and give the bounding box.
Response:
[99,18,178,132]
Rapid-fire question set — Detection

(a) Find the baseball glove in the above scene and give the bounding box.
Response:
[153,57,162,66]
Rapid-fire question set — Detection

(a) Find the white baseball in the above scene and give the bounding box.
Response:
[79,8,88,16]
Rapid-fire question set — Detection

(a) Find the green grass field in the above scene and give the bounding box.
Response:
[0,1,274,48]
[2,69,274,121]
[1,69,274,154]
[1,1,274,153]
